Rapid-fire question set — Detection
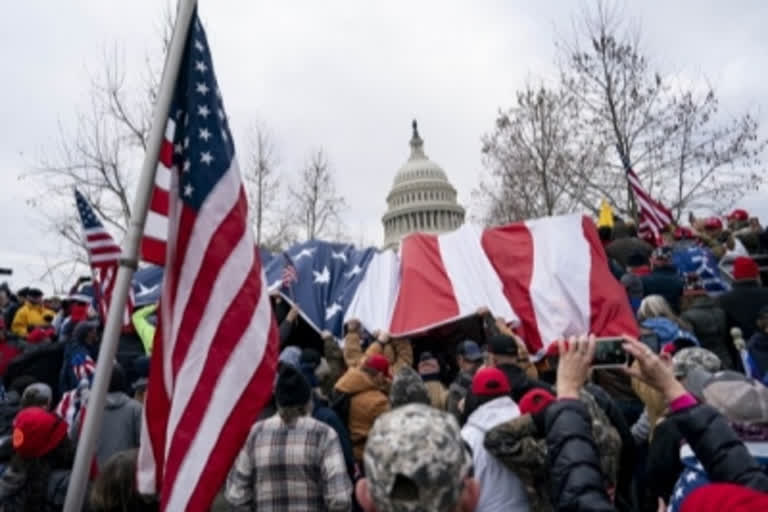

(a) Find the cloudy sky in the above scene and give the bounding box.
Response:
[1,0,766,292]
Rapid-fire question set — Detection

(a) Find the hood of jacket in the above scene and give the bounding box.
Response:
[334,367,384,395]
[465,396,520,434]
[105,391,131,409]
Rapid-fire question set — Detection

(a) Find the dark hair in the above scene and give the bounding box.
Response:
[90,449,158,512]
[9,435,74,512]
[109,363,126,394]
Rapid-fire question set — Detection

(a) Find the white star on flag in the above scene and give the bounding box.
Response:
[194,59,207,72]
[174,142,183,154]
[196,82,209,95]
[294,248,316,261]
[331,251,348,263]
[313,266,331,284]
[199,128,211,141]
[345,265,363,278]
[182,160,191,173]
[200,151,213,165]
[325,303,342,320]
[197,105,210,118]
[183,184,194,197]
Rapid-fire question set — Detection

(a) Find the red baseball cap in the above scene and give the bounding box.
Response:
[364,354,391,378]
[704,217,723,230]
[732,256,760,281]
[471,367,510,397]
[728,209,749,222]
[518,388,556,415]
[12,407,67,458]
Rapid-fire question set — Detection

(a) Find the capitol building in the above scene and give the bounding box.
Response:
[381,121,465,248]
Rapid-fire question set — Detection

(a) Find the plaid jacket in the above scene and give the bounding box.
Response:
[226,414,353,512]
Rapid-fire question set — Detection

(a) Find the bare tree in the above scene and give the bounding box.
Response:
[27,6,175,265]
[474,83,602,225]
[242,123,280,245]
[559,0,765,219]
[289,149,347,240]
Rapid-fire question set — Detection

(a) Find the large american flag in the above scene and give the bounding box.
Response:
[136,11,279,512]
[620,150,674,244]
[74,189,134,330]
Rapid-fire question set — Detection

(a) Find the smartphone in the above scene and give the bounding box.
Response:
[591,337,629,368]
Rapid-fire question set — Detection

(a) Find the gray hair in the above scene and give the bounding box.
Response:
[20,383,53,409]
[637,295,676,322]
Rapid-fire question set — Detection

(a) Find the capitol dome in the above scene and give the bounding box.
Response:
[382,120,465,248]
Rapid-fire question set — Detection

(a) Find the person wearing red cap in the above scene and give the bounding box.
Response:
[718,256,768,339]
[727,209,750,231]
[0,407,74,509]
[461,368,528,511]
[332,352,391,461]
[680,483,768,512]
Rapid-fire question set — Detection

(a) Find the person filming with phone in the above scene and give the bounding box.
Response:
[545,335,768,511]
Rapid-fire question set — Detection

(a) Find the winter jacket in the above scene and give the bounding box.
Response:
[718,281,768,339]
[312,394,355,478]
[0,392,20,437]
[131,303,157,354]
[546,400,768,512]
[333,367,390,460]
[682,295,738,370]
[641,266,684,313]
[96,391,142,466]
[446,367,477,419]
[496,363,553,403]
[747,332,768,382]
[0,465,71,512]
[461,396,528,512]
[10,303,54,338]
[486,390,622,512]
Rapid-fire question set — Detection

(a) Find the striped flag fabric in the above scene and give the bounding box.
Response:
[74,189,134,330]
[619,150,674,244]
[136,11,279,512]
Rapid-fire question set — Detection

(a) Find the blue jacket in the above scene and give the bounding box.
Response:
[313,395,355,477]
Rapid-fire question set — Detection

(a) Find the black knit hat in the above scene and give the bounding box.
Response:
[275,366,311,407]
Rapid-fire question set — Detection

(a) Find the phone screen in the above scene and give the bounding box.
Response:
[592,337,629,367]
[639,332,660,354]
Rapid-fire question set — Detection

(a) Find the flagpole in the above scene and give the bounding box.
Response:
[63,1,198,510]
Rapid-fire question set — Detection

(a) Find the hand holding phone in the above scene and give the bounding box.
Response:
[591,337,630,368]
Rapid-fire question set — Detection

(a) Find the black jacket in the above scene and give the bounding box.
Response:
[641,266,684,313]
[546,400,768,512]
[718,281,768,339]
[496,363,553,403]
[682,295,738,370]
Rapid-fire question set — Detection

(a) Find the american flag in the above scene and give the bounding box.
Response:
[136,11,279,512]
[74,189,134,330]
[619,149,674,244]
[281,251,298,287]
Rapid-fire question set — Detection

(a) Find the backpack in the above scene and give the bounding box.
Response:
[329,390,352,426]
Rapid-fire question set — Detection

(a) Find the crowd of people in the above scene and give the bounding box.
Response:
[0,208,766,511]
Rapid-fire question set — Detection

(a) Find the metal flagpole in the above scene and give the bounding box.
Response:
[63,0,198,510]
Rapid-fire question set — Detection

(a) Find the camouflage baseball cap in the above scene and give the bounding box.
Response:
[363,403,472,512]
[389,366,430,408]
[673,347,721,378]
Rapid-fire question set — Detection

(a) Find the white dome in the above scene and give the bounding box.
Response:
[381,121,465,248]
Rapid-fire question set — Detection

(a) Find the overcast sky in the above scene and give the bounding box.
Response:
[1,1,766,293]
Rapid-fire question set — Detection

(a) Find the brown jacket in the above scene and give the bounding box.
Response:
[334,367,390,460]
